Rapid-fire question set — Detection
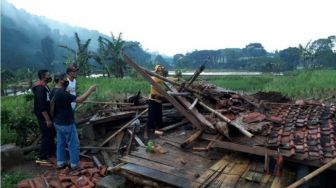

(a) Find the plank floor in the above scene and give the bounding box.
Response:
[119,129,294,187]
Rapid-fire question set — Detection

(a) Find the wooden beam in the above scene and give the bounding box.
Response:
[287,158,336,188]
[182,64,205,90]
[198,101,253,138]
[123,53,202,129]
[211,140,285,157]
[159,119,188,132]
[169,86,214,129]
[98,109,148,147]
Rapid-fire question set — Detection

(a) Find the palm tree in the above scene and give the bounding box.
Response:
[59,32,92,76]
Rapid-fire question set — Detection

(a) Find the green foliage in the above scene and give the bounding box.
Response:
[1,95,38,146]
[77,77,150,100]
[1,125,17,145]
[59,32,92,76]
[1,171,29,188]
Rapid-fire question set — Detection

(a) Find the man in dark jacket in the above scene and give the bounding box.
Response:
[32,69,55,164]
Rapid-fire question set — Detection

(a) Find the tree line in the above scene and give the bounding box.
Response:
[173,36,336,72]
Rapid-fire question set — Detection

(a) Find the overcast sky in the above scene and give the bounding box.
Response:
[8,0,336,56]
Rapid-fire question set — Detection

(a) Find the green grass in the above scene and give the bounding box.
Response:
[1,171,29,188]
[77,77,150,101]
[204,70,336,99]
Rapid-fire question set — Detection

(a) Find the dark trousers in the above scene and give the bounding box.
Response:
[37,118,56,159]
[147,100,162,129]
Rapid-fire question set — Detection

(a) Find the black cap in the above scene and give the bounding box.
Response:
[66,63,79,73]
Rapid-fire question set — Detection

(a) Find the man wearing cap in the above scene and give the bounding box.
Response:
[66,63,79,110]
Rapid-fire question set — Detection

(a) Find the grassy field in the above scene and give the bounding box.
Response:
[77,69,336,100]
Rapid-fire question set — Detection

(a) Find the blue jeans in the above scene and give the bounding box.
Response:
[54,123,79,168]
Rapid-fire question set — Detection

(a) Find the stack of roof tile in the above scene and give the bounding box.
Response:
[17,161,107,188]
[267,103,336,163]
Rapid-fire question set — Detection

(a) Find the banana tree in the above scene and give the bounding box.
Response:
[99,32,131,78]
[59,32,92,76]
[92,36,113,77]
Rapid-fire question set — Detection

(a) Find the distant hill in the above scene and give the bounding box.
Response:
[1,0,156,72]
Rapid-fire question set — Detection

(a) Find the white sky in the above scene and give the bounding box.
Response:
[8,0,336,56]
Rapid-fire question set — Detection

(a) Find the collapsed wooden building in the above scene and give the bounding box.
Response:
[17,54,336,188]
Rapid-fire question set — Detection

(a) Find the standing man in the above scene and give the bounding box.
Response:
[52,73,96,170]
[66,63,79,110]
[32,69,55,164]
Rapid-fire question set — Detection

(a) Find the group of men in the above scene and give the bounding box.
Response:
[33,63,168,170]
[33,64,96,170]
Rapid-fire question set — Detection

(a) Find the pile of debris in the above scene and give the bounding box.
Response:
[17,160,107,188]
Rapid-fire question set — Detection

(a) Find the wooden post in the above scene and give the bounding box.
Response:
[198,101,253,138]
[123,53,202,129]
[287,158,336,188]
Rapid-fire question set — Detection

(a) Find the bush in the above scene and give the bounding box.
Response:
[1,171,29,188]
[1,95,38,146]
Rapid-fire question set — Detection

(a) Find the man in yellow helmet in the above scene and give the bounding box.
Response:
[145,65,165,138]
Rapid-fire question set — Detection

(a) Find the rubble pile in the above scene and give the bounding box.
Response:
[17,161,107,188]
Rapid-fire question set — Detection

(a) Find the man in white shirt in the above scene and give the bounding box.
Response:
[66,63,79,110]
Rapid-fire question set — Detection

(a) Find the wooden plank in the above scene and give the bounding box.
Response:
[121,155,202,183]
[197,158,230,184]
[123,54,202,129]
[211,174,240,188]
[130,147,209,172]
[121,163,200,188]
[228,162,250,176]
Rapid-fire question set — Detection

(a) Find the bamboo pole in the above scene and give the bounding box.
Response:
[287,158,336,188]
[198,101,253,138]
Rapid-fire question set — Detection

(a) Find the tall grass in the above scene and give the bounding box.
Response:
[77,77,150,101]
[265,70,336,99]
